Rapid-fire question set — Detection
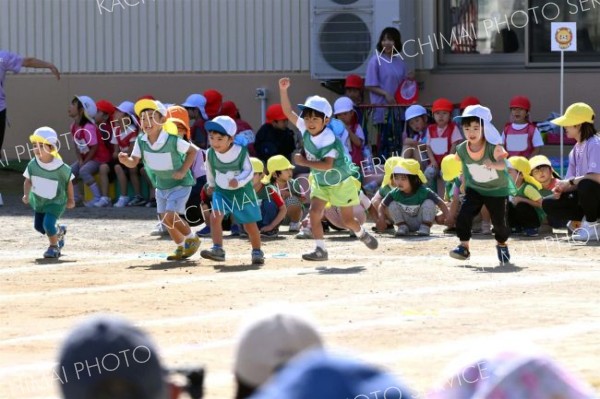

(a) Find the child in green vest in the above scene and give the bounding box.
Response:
[529,155,564,230]
[251,157,287,238]
[507,156,545,237]
[119,99,200,261]
[199,116,265,265]
[23,127,74,258]
[279,77,378,261]
[372,156,402,232]
[380,158,449,236]
[450,105,516,264]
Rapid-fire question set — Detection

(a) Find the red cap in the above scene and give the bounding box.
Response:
[509,95,531,111]
[266,104,287,124]
[136,95,156,101]
[96,100,116,116]
[203,89,223,118]
[344,74,363,89]
[459,96,480,110]
[221,101,238,119]
[432,98,454,113]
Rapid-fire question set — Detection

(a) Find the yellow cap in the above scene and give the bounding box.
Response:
[392,158,427,183]
[508,156,542,190]
[134,99,167,118]
[440,154,462,182]
[262,155,295,183]
[529,155,560,179]
[381,156,404,188]
[29,127,61,159]
[550,102,595,126]
[250,157,265,174]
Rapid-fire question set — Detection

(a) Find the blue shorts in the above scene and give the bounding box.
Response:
[156,186,192,214]
[212,189,261,225]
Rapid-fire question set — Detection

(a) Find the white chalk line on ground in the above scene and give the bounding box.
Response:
[1,268,598,349]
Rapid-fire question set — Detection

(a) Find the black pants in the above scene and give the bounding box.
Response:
[542,179,600,224]
[456,188,510,243]
[508,202,541,229]
[0,109,6,152]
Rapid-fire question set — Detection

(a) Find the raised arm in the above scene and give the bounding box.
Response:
[278,78,299,125]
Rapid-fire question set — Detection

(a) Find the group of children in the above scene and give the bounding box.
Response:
[22,78,599,264]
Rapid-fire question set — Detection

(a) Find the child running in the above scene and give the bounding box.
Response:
[23,127,74,258]
[450,105,515,264]
[119,99,200,261]
[199,116,265,265]
[279,77,378,261]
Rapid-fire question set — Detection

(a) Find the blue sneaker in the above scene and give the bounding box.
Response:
[251,249,265,265]
[496,244,511,264]
[523,228,539,237]
[449,245,470,260]
[57,225,67,249]
[43,245,61,258]
[196,225,211,237]
[230,224,241,236]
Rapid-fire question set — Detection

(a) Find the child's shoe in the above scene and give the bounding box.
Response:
[114,196,130,208]
[183,236,201,258]
[167,246,185,261]
[251,249,265,265]
[523,227,539,237]
[230,224,241,236]
[94,196,112,207]
[57,225,67,249]
[359,231,378,249]
[128,195,147,206]
[417,224,431,236]
[302,247,328,261]
[295,229,313,239]
[571,222,600,242]
[288,222,301,232]
[200,246,226,262]
[394,224,410,237]
[145,198,157,208]
[150,222,168,237]
[260,229,279,238]
[84,197,100,208]
[43,245,61,258]
[449,245,470,260]
[496,244,511,264]
[195,225,211,237]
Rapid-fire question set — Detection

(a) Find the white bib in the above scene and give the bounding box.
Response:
[31,176,59,199]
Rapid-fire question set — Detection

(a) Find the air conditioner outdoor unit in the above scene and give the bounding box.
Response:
[310,0,401,79]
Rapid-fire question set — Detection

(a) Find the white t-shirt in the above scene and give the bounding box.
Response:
[500,123,544,147]
[295,118,338,160]
[205,144,253,190]
[131,131,191,158]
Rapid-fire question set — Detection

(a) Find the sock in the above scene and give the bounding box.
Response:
[186,232,195,239]
[315,240,326,250]
[356,226,366,238]
[89,183,101,198]
[176,241,184,247]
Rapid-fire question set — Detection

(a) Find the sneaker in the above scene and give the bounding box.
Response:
[150,222,168,237]
[200,246,226,262]
[572,223,600,242]
[302,247,328,261]
[183,236,201,258]
[566,220,582,234]
[128,195,147,206]
[295,229,313,239]
[114,196,130,208]
[195,225,211,237]
[481,221,492,235]
[289,222,301,232]
[145,198,157,208]
[260,229,279,238]
[43,245,61,258]
[230,224,241,236]
[167,246,185,261]
[523,228,539,237]
[94,196,112,208]
[449,245,470,260]
[57,225,67,249]
[359,231,378,250]
[84,198,100,208]
[496,244,511,264]
[417,224,431,236]
[394,224,410,237]
[251,249,265,265]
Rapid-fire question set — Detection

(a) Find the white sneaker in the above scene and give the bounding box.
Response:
[289,222,301,232]
[150,222,168,236]
[114,196,130,208]
[94,196,112,208]
[84,197,100,208]
[572,222,600,242]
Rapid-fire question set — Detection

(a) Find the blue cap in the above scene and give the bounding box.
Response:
[250,350,414,399]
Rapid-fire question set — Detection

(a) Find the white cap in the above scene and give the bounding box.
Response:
[234,311,323,387]
[181,93,209,120]
[405,104,427,121]
[205,115,237,137]
[31,126,59,146]
[453,104,503,145]
[333,97,354,115]
[75,95,97,121]
[116,101,136,118]
[298,95,333,118]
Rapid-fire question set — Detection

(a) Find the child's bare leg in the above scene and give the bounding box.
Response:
[174,213,192,236]
[340,205,360,232]
[243,223,261,250]
[309,198,327,240]
[287,203,303,223]
[210,212,225,246]
[201,204,212,228]
[162,212,185,244]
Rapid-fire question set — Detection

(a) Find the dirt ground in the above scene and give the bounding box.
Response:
[1,170,599,399]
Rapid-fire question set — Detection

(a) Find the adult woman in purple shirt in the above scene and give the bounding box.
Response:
[542,103,600,242]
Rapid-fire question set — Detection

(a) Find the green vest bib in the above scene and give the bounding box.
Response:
[302,131,359,187]
[207,146,256,202]
[516,182,546,221]
[456,141,515,197]
[26,159,71,218]
[138,134,195,190]
[378,185,392,198]
[388,186,435,217]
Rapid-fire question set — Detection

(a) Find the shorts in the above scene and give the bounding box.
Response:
[212,189,261,225]
[310,177,359,207]
[156,186,192,214]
